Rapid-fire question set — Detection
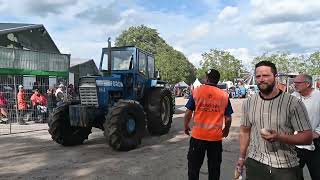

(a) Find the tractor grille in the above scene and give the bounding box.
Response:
[79,77,98,106]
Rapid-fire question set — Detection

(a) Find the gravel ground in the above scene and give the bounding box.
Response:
[0,98,311,180]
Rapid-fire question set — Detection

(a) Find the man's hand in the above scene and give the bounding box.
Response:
[222,128,230,137]
[223,116,232,138]
[235,158,245,175]
[184,109,193,136]
[313,132,320,139]
[261,130,279,142]
[184,126,191,136]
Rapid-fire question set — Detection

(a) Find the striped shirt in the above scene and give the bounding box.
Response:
[241,91,311,168]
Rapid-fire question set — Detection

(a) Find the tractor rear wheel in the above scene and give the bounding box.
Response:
[104,100,146,151]
[48,104,92,146]
[146,88,173,135]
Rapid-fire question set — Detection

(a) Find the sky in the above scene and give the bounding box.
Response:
[1,0,320,68]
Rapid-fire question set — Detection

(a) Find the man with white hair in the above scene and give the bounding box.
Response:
[55,84,66,106]
[292,74,320,180]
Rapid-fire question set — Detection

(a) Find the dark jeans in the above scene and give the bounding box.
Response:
[297,138,320,180]
[18,110,25,119]
[187,137,222,180]
[245,158,302,180]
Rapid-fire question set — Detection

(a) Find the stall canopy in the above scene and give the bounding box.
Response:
[192,78,202,89]
[175,81,189,88]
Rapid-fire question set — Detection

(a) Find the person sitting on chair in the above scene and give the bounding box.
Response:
[30,89,48,123]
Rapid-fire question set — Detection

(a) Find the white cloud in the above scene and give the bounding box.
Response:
[218,6,239,21]
[187,53,203,68]
[249,23,291,40]
[250,0,320,24]
[226,48,256,68]
[189,23,210,39]
[0,0,79,16]
[1,0,320,70]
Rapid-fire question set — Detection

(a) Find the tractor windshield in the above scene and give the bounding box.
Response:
[102,49,134,71]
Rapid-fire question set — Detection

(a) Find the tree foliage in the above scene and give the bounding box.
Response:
[252,52,320,75]
[197,49,244,81]
[306,51,320,75]
[115,25,196,84]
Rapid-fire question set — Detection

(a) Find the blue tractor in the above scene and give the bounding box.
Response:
[48,39,174,151]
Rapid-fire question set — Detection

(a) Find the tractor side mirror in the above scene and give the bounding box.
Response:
[156,70,161,80]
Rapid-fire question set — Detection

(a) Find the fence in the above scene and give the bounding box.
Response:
[0,75,69,135]
[0,46,70,135]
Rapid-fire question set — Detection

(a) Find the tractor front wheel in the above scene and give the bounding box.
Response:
[48,104,92,146]
[104,100,146,151]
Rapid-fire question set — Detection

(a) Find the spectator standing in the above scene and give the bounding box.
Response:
[55,84,65,106]
[67,84,76,101]
[237,61,312,180]
[292,74,320,180]
[184,69,233,180]
[17,85,28,125]
[47,88,56,115]
[0,91,8,123]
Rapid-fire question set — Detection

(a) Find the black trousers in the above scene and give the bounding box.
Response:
[297,138,320,180]
[245,158,302,180]
[187,137,222,180]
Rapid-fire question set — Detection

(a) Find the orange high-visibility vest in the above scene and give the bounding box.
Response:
[191,85,229,141]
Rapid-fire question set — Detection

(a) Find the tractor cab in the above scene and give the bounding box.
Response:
[96,46,157,107]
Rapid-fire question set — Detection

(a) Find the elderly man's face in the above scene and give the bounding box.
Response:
[294,75,310,93]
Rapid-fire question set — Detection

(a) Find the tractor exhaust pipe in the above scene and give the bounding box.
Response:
[108,37,112,73]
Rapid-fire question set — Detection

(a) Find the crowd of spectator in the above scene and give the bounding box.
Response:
[0,83,76,125]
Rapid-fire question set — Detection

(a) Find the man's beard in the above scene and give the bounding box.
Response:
[258,81,275,95]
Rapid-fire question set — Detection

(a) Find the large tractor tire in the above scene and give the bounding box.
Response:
[104,100,146,151]
[146,88,173,135]
[48,104,92,146]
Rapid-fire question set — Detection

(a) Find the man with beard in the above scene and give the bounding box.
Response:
[236,61,313,180]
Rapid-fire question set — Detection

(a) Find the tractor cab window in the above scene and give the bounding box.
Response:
[138,52,147,75]
[101,50,133,71]
[148,56,155,78]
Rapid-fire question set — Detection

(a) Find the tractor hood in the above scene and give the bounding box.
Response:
[95,74,124,108]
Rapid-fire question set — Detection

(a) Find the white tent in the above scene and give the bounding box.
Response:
[193,78,202,89]
[175,81,189,88]
[225,81,234,88]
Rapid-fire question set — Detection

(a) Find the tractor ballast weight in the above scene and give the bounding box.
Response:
[48,39,174,151]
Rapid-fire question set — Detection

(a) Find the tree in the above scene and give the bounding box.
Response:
[197,49,244,81]
[115,25,196,84]
[251,52,319,75]
[306,51,320,75]
[252,52,294,74]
